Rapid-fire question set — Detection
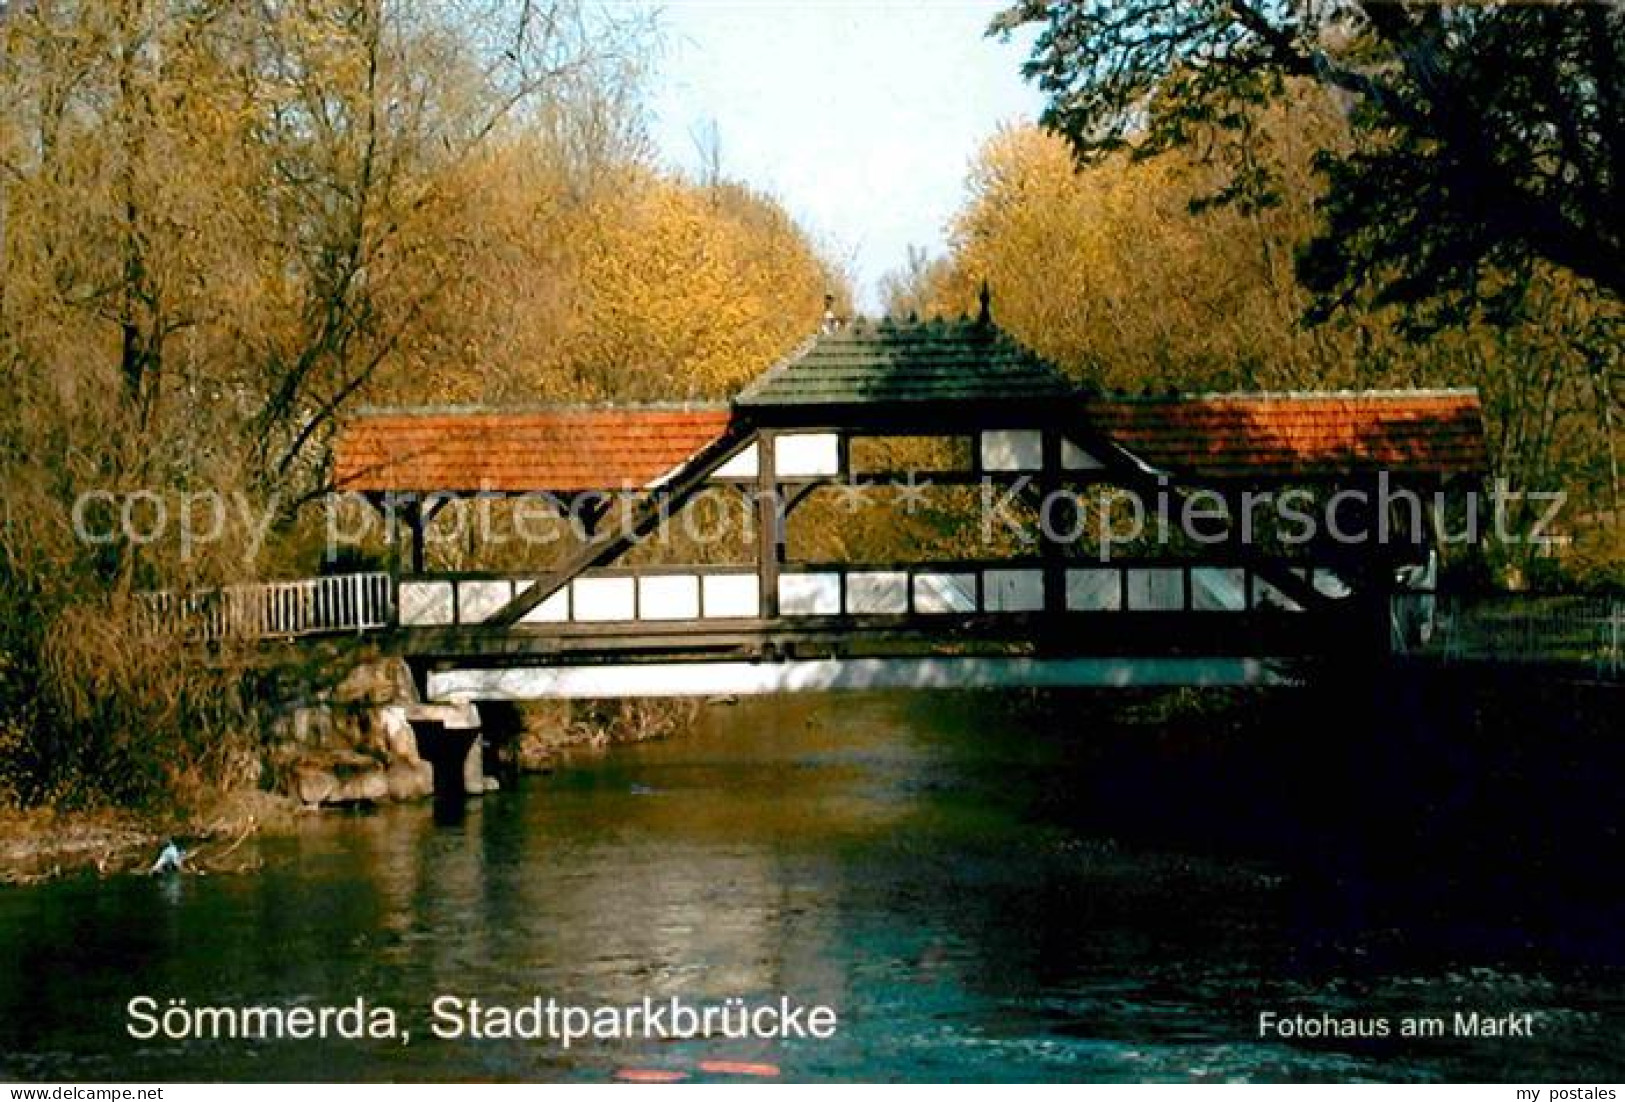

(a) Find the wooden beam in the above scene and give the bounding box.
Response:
[406,498,425,576]
[1040,428,1066,618]
[378,492,404,579]
[781,479,820,519]
[756,429,781,621]
[480,423,759,627]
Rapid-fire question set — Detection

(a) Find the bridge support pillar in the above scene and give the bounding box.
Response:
[465,734,487,796]
[404,702,488,801]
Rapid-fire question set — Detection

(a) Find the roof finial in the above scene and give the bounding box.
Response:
[977,280,992,327]
[821,292,842,335]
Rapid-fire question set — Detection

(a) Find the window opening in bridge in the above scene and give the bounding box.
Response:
[848,435,973,477]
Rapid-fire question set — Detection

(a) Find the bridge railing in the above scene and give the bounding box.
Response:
[142,572,394,642]
[1393,592,1623,679]
[395,560,1351,629]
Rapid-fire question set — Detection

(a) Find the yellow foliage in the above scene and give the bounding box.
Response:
[0,0,853,806]
[902,90,1621,569]
[923,106,1360,393]
[383,148,842,406]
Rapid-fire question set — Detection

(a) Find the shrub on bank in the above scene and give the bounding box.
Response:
[0,578,258,812]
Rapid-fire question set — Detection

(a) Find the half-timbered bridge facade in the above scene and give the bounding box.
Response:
[319,312,1485,702]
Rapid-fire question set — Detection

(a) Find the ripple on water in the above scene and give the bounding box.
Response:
[1,691,1623,1081]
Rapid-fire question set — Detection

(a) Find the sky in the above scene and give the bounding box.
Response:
[644,1,1047,313]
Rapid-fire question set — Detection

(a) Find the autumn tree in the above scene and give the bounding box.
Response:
[0,0,659,806]
[879,244,953,321]
[369,151,847,410]
[985,0,1619,579]
[994,1,1623,319]
[911,99,1373,393]
[554,176,843,401]
[895,108,1619,580]
[231,1,655,505]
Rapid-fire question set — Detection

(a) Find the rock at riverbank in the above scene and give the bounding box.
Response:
[270,659,704,796]
[269,658,440,809]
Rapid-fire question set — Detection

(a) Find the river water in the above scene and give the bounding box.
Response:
[1,689,1621,1082]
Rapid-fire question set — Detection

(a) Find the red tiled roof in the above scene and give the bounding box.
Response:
[333,407,732,493]
[333,390,1487,493]
[1083,390,1487,480]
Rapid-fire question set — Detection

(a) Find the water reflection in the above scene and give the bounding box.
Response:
[0,690,1620,1082]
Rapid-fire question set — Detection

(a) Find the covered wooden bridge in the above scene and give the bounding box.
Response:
[325,314,1485,701]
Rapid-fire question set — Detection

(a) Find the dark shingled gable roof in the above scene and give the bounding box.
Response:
[1084,390,1487,479]
[332,406,731,493]
[735,316,1079,407]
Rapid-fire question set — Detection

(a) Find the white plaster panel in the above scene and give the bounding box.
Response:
[1128,568,1186,611]
[913,573,977,614]
[779,573,842,616]
[774,434,841,477]
[702,573,760,619]
[1066,568,1122,612]
[983,568,1045,612]
[456,580,513,624]
[399,581,454,627]
[713,443,760,480]
[571,576,636,622]
[846,572,909,615]
[1061,438,1106,470]
[1251,576,1304,612]
[519,584,571,624]
[1191,567,1246,612]
[1312,568,1352,598]
[980,429,1044,472]
[638,575,701,621]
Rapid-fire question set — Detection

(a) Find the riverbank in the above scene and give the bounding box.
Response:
[0,697,707,885]
[5,667,1615,887]
[6,682,1620,1082]
[0,789,298,886]
[506,697,709,771]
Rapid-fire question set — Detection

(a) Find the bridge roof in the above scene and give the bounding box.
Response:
[1085,390,1486,479]
[330,385,1485,495]
[332,406,731,493]
[734,316,1078,409]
